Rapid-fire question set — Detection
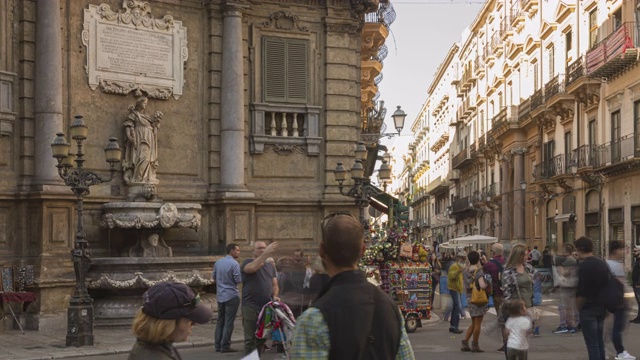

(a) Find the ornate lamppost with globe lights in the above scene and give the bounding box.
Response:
[50,115,122,347]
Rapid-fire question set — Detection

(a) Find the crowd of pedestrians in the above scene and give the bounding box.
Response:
[118,216,640,360]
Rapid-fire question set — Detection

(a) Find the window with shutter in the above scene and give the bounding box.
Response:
[263,37,308,104]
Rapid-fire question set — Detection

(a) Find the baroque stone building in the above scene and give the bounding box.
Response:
[0,0,393,331]
[410,0,640,268]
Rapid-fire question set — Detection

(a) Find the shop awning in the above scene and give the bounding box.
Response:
[369,191,399,213]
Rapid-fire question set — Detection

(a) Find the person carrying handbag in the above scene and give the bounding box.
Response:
[500,244,537,359]
[461,251,489,353]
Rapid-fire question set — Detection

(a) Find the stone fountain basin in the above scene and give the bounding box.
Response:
[88,256,221,326]
[101,202,202,231]
[87,256,220,290]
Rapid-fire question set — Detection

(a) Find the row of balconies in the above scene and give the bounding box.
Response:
[533,134,640,182]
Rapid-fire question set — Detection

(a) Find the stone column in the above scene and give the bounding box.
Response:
[34,0,63,185]
[512,147,526,242]
[501,156,511,242]
[219,4,250,196]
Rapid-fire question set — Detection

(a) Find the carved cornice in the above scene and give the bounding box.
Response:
[222,0,250,14]
[263,11,309,32]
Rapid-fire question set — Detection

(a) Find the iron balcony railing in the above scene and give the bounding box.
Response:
[572,144,598,168]
[482,182,499,199]
[544,74,565,99]
[565,56,585,87]
[475,54,486,74]
[500,16,513,38]
[452,146,471,169]
[452,196,472,213]
[510,2,523,24]
[531,88,544,110]
[597,133,639,166]
[364,1,397,27]
[533,155,565,181]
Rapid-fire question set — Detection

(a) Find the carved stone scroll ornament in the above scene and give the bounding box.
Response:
[100,212,201,231]
[263,11,309,32]
[88,271,214,289]
[99,80,173,100]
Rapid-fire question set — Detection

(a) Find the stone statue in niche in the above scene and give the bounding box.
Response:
[126,232,172,257]
[123,97,163,190]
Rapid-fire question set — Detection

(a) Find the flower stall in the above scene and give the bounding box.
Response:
[361,226,432,333]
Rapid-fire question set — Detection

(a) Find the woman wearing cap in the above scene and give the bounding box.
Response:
[128,282,213,360]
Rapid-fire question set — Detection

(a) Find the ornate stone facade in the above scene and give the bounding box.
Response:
[0,0,367,331]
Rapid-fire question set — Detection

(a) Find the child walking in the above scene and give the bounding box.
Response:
[504,299,531,360]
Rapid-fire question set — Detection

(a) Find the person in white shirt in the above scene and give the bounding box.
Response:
[504,299,531,360]
[606,240,636,360]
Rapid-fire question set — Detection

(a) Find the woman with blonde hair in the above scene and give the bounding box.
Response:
[500,243,538,351]
[128,282,213,359]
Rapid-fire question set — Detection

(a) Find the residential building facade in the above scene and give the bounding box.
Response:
[414,0,640,267]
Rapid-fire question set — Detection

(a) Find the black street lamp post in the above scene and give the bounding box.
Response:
[51,115,121,347]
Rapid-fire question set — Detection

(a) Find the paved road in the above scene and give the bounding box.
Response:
[88,302,640,360]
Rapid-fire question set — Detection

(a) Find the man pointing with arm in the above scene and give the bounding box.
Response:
[242,241,279,356]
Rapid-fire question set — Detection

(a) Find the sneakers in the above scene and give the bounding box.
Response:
[496,345,506,353]
[552,326,569,334]
[449,327,464,334]
[615,351,636,360]
[567,326,577,334]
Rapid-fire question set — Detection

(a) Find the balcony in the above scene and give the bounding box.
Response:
[500,17,513,40]
[452,146,472,170]
[530,88,544,111]
[477,134,486,152]
[510,2,525,29]
[572,144,598,169]
[521,0,538,14]
[482,182,500,199]
[544,74,564,99]
[565,56,585,89]
[427,176,449,195]
[451,196,473,214]
[586,22,639,79]
[491,32,504,56]
[474,54,486,77]
[490,106,519,138]
[596,133,640,175]
[532,155,566,182]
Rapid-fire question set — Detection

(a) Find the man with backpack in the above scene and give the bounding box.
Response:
[483,243,506,352]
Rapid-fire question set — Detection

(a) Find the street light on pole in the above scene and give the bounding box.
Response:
[51,115,121,347]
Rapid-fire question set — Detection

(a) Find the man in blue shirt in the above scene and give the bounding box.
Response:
[213,243,241,353]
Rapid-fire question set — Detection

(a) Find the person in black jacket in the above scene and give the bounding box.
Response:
[290,213,415,359]
[631,246,640,324]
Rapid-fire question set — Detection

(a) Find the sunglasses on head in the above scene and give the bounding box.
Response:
[321,212,356,228]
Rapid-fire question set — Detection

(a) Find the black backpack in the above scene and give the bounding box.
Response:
[598,260,625,313]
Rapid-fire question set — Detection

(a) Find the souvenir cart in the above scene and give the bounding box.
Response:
[361,227,432,333]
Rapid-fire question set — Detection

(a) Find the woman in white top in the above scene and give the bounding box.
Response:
[606,240,636,360]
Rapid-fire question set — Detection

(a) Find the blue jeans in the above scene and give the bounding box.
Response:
[580,306,606,360]
[612,307,627,354]
[215,296,240,351]
[450,290,462,330]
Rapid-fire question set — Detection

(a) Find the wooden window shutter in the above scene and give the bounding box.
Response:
[286,39,308,103]
[264,37,287,102]
[263,37,308,103]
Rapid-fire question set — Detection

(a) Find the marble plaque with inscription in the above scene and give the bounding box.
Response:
[82,1,188,100]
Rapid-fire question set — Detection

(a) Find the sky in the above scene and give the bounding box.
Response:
[377,1,484,173]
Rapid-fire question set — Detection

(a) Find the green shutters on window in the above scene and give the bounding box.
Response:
[263,37,308,103]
